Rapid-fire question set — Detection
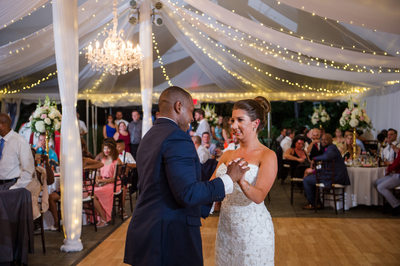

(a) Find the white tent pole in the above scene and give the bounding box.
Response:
[139,0,153,137]
[52,0,83,252]
[91,103,96,155]
[85,99,89,146]
[95,105,98,154]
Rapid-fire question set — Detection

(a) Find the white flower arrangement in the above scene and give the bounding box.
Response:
[202,104,218,127]
[30,95,62,135]
[339,98,372,131]
[311,104,330,127]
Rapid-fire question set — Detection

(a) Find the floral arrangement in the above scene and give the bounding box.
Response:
[30,95,62,136]
[202,104,218,127]
[311,104,330,128]
[339,98,372,131]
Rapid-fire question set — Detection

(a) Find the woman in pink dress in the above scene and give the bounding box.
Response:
[113,122,131,153]
[93,141,121,227]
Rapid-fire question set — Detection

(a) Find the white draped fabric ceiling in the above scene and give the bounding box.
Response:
[0,0,399,105]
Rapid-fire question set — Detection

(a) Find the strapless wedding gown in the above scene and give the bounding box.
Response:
[215,164,274,266]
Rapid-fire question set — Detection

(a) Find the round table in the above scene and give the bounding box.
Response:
[343,166,386,210]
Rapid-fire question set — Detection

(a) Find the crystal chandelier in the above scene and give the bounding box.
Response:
[86,0,142,75]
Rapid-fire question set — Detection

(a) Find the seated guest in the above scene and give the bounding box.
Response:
[306,128,324,159]
[342,131,362,160]
[303,133,350,210]
[280,128,295,153]
[276,128,287,144]
[93,141,121,227]
[381,128,400,164]
[283,136,310,178]
[191,135,211,164]
[356,130,366,152]
[113,122,131,153]
[0,113,34,190]
[33,133,59,166]
[333,128,345,152]
[375,153,400,215]
[48,139,102,230]
[223,134,240,152]
[202,132,217,157]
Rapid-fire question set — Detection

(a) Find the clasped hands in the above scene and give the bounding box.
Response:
[226,158,250,183]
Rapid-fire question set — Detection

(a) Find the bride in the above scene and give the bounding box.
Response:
[211,96,277,265]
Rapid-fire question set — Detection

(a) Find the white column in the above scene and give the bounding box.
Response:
[139,0,153,136]
[52,0,83,252]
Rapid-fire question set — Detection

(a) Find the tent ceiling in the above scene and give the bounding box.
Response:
[0,0,399,106]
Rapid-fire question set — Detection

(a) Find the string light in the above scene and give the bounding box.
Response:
[169,1,399,73]
[1,1,51,30]
[168,4,400,74]
[166,4,370,97]
[152,32,173,87]
[0,71,57,95]
[170,0,398,57]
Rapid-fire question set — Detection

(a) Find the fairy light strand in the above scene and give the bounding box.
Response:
[152,32,173,87]
[0,71,57,95]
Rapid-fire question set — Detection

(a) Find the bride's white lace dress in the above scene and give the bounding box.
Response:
[215,164,274,266]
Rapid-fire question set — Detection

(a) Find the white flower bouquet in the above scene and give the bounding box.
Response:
[311,104,330,128]
[30,95,62,136]
[202,104,218,127]
[339,98,372,131]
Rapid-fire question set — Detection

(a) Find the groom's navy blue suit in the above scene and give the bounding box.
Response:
[124,118,226,266]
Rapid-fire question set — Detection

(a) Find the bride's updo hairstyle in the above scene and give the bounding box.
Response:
[233,96,271,132]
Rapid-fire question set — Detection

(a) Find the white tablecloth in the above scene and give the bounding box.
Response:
[338,167,386,210]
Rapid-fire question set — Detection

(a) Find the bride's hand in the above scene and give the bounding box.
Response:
[227,158,250,182]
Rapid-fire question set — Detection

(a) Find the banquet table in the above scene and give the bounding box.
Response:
[338,166,386,210]
[0,188,34,265]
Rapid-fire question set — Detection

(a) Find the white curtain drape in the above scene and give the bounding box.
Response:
[166,1,399,84]
[52,0,83,252]
[364,88,400,136]
[183,0,400,68]
[0,0,49,29]
[139,0,153,136]
[278,0,400,35]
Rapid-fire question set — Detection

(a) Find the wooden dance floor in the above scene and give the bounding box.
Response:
[78,216,400,266]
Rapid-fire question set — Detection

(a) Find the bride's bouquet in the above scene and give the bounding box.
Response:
[202,104,219,127]
[30,95,62,136]
[339,98,372,131]
[311,104,330,128]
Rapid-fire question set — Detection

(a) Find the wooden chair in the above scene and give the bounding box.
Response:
[112,164,125,224]
[82,168,98,231]
[35,169,46,254]
[287,160,304,205]
[314,160,346,214]
[125,167,138,212]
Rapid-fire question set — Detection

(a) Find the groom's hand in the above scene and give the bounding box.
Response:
[227,158,249,182]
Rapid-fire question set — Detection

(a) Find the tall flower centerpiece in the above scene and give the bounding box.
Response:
[311,104,330,129]
[339,98,372,161]
[30,96,62,154]
[202,104,218,127]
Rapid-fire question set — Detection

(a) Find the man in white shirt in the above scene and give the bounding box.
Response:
[116,140,136,166]
[202,132,216,157]
[193,109,211,137]
[0,113,34,190]
[280,128,295,153]
[381,128,400,164]
[192,135,211,164]
[276,128,286,144]
[77,112,88,136]
[115,111,129,127]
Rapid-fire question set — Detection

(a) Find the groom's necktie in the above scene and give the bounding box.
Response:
[0,138,5,160]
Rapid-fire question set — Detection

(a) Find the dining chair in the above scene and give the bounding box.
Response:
[112,164,125,224]
[314,160,346,214]
[82,168,98,231]
[35,169,46,253]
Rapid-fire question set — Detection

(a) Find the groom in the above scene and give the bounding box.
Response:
[124,86,247,266]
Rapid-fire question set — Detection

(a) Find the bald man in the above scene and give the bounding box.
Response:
[302,133,350,210]
[0,113,34,190]
[124,86,247,266]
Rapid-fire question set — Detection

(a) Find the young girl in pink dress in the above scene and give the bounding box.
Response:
[94,141,121,227]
